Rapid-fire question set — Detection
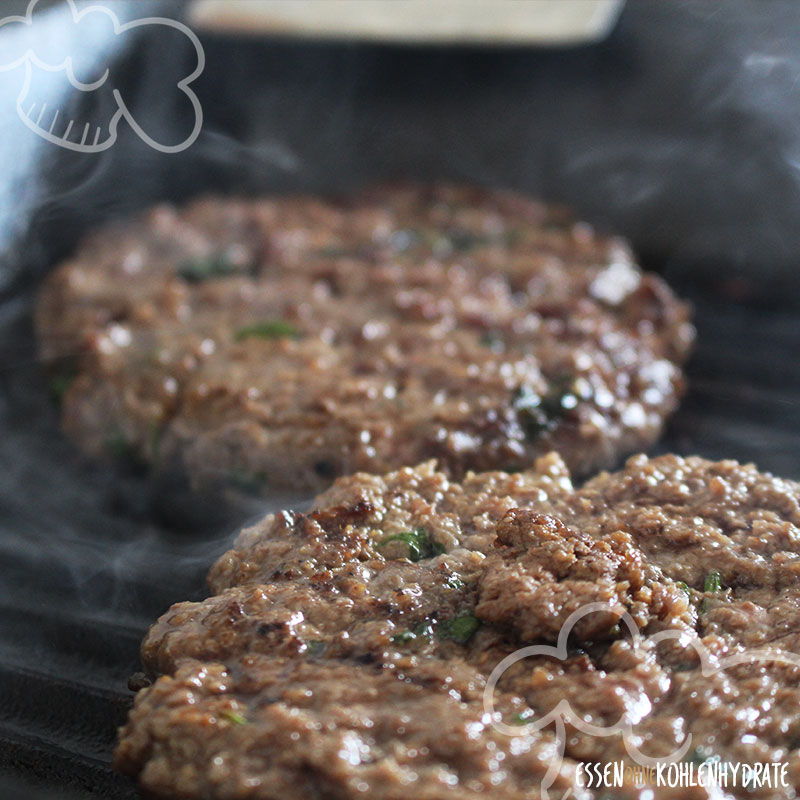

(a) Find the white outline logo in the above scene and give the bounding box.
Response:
[483,602,800,800]
[0,0,204,153]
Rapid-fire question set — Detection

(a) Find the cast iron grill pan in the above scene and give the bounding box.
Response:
[3,2,800,796]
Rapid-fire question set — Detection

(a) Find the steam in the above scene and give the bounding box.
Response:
[0,290,312,624]
[0,287,310,629]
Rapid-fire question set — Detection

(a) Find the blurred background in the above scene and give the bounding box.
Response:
[2,2,800,797]
[4,0,800,302]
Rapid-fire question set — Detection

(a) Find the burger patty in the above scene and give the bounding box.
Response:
[36,184,693,493]
[116,454,800,799]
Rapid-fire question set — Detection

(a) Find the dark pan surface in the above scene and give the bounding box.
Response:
[2,1,800,797]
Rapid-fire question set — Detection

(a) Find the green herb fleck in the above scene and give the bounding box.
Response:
[442,612,481,644]
[378,527,444,562]
[49,370,75,402]
[704,571,723,593]
[786,729,800,750]
[148,419,163,465]
[677,581,691,597]
[228,469,268,495]
[234,320,299,342]
[106,430,134,460]
[686,746,713,765]
[220,710,247,725]
[512,376,585,440]
[314,245,356,258]
[701,571,724,613]
[177,255,236,283]
[479,331,503,350]
[512,385,540,409]
[511,385,551,439]
[512,709,535,725]
[445,575,465,591]
[446,230,513,252]
[305,640,327,657]
[391,618,436,646]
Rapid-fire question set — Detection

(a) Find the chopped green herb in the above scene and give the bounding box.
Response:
[391,618,435,646]
[234,320,299,342]
[445,575,465,591]
[148,419,163,465]
[512,376,587,440]
[106,430,134,460]
[413,618,435,639]
[512,709,535,725]
[544,375,588,414]
[511,385,541,412]
[786,730,800,750]
[479,331,503,350]
[448,230,488,251]
[305,640,327,657]
[314,245,356,258]
[49,370,75,402]
[686,746,713,765]
[701,571,724,614]
[511,385,551,439]
[220,710,247,725]
[677,580,691,597]
[177,255,236,283]
[442,612,481,644]
[378,527,444,562]
[228,469,268,495]
[445,230,514,252]
[704,570,723,593]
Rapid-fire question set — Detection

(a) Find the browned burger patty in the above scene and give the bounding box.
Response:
[36,185,693,493]
[116,454,800,799]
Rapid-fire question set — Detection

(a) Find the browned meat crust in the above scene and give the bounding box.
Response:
[36,184,693,492]
[475,511,682,642]
[116,454,800,799]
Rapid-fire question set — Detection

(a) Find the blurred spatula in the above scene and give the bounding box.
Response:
[189,0,625,46]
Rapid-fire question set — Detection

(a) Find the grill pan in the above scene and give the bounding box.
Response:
[2,1,800,797]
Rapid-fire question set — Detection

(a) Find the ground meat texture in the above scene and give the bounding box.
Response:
[475,510,691,641]
[117,454,800,799]
[36,184,693,493]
